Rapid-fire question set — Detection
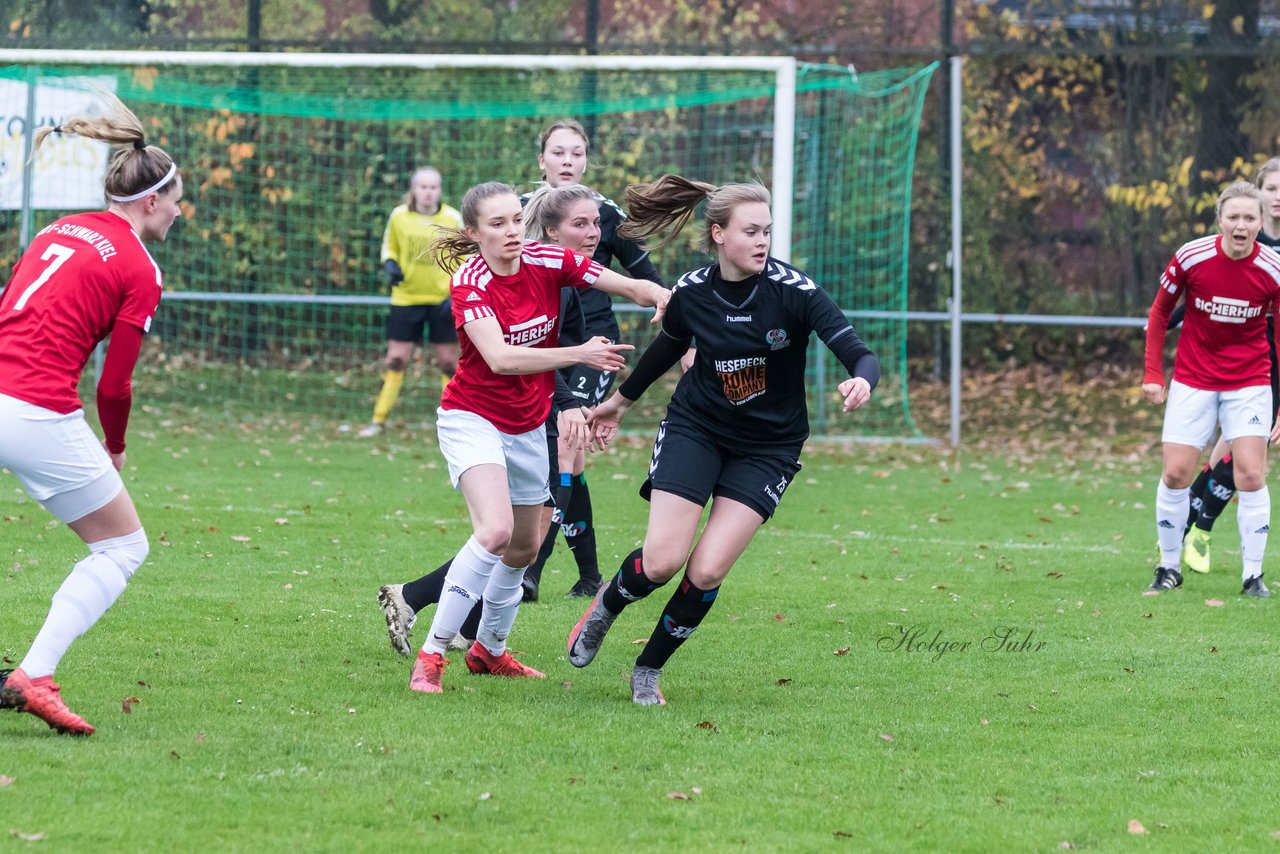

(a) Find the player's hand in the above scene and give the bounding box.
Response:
[838,377,872,412]
[1269,418,1280,445]
[644,284,670,324]
[557,406,591,454]
[588,392,631,450]
[104,445,126,471]
[679,346,697,374]
[1141,382,1165,405]
[576,337,633,372]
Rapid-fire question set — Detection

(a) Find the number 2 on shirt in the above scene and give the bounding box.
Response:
[12,243,75,311]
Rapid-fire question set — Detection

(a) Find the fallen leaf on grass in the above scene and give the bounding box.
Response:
[630,639,647,646]
[1128,819,1147,834]
[122,696,141,714]
[274,517,290,525]
[560,681,573,690]
[980,719,989,725]
[195,733,206,743]
[9,831,45,841]
[1205,599,1225,607]
[0,776,14,787]
[880,733,894,741]
[1140,613,1152,619]
[773,613,785,622]
[696,721,719,733]
[776,678,792,686]
[478,792,491,801]
[1210,647,1218,653]
[1141,590,1159,597]
[1057,842,1076,850]
[833,647,850,656]
[834,830,853,838]
[170,751,180,760]
[1046,571,1064,578]
[666,791,690,800]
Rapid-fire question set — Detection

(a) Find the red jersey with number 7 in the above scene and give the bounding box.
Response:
[1144,235,1280,391]
[0,211,163,413]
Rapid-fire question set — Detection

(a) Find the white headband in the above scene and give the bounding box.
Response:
[109,163,178,203]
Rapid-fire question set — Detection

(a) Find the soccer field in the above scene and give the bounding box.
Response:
[3,413,1278,850]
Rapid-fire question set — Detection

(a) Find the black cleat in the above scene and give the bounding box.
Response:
[1243,574,1272,598]
[521,574,539,603]
[1149,565,1183,592]
[566,576,602,598]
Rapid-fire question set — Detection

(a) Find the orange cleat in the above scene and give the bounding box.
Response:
[0,669,94,735]
[464,642,545,678]
[409,651,448,694]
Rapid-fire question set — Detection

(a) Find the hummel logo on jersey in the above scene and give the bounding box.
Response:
[1257,525,1271,534]
[726,314,752,322]
[1158,520,1176,529]
[1249,414,1263,425]
[467,292,482,302]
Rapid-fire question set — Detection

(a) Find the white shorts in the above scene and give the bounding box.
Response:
[1162,380,1273,447]
[435,408,550,506]
[0,392,123,523]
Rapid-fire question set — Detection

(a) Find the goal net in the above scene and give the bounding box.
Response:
[0,53,934,439]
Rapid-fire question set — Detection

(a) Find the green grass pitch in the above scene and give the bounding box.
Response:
[2,413,1279,850]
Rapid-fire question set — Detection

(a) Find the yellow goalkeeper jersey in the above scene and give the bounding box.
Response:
[381,203,464,306]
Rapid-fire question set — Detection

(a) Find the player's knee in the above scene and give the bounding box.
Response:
[637,545,684,583]
[93,528,149,580]
[473,525,513,556]
[385,356,407,373]
[1235,470,1265,492]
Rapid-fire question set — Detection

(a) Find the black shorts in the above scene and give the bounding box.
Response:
[640,417,802,521]
[563,364,616,407]
[386,302,457,345]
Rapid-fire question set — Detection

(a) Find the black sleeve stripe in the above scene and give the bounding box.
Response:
[622,250,652,270]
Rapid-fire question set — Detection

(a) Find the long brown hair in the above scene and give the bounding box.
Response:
[621,175,771,252]
[34,89,178,205]
[429,181,519,273]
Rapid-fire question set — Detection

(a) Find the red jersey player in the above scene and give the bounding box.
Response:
[406,181,668,695]
[0,94,183,734]
[1143,181,1280,597]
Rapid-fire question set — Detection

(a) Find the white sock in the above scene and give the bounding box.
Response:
[20,530,148,679]
[1156,482,1190,569]
[420,537,500,655]
[1237,486,1270,581]
[477,562,528,656]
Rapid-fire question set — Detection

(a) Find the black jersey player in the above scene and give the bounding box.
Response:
[519,120,668,599]
[566,176,880,705]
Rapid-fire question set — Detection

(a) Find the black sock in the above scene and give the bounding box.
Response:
[401,560,451,613]
[565,474,600,581]
[636,577,720,670]
[1186,464,1211,534]
[525,521,558,586]
[601,548,665,614]
[1196,454,1236,533]
[459,600,482,641]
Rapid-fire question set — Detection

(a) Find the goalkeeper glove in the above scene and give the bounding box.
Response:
[383,259,404,285]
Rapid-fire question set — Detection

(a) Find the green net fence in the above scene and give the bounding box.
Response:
[0,57,934,438]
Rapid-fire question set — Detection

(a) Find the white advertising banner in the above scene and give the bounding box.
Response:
[0,76,115,211]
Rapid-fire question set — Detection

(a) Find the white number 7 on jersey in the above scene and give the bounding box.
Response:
[12,243,75,311]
